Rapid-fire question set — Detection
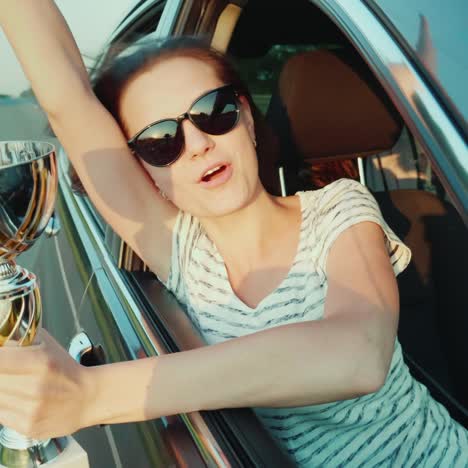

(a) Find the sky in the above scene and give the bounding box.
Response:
[0,0,137,96]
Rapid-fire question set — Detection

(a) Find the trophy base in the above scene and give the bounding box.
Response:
[0,435,88,468]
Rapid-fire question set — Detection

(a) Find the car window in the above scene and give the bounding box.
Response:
[229,1,348,116]
[369,136,468,422]
[366,0,468,137]
[94,1,167,76]
[226,0,468,428]
[235,44,316,113]
[60,2,167,262]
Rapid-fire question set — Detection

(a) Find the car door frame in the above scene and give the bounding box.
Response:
[58,0,298,466]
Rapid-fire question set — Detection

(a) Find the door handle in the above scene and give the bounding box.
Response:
[68,332,108,428]
[69,332,106,367]
[45,212,61,237]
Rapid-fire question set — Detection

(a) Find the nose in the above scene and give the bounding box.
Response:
[182,119,214,160]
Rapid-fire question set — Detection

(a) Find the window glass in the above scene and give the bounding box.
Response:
[368,0,468,133]
[96,1,166,72]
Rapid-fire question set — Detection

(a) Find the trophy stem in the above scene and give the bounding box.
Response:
[0,261,17,281]
[0,427,68,467]
[0,428,36,451]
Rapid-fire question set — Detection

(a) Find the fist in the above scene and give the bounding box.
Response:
[0,329,94,439]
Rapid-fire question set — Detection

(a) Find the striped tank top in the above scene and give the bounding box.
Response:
[163,178,468,467]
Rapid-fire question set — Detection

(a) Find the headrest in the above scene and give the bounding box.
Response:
[272,48,403,162]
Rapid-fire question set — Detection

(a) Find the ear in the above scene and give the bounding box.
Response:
[239,95,256,141]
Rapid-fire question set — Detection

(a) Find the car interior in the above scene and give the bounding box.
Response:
[68,0,468,430]
[224,0,468,426]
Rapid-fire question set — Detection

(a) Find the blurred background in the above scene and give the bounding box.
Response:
[0,0,137,141]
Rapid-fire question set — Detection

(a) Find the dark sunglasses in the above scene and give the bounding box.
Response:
[127,84,240,167]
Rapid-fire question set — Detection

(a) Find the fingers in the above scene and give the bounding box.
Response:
[0,384,80,440]
[0,374,37,398]
[0,328,83,440]
[0,406,51,441]
[0,409,25,435]
[0,341,46,374]
[0,392,44,438]
[0,328,61,373]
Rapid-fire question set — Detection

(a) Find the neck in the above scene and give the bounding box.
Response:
[199,187,298,272]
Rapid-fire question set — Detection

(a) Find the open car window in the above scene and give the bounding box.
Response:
[52,3,467,465]
[224,0,468,429]
[61,2,167,267]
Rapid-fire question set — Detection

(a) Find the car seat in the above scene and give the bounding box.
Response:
[264,47,468,425]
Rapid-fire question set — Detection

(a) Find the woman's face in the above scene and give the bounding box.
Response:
[119,56,261,218]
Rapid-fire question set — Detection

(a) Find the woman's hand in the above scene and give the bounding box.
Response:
[0,329,95,440]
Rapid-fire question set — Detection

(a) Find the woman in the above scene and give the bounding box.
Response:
[0,2,466,466]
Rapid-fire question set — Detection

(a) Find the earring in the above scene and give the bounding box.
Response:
[159,189,169,200]
[253,138,257,147]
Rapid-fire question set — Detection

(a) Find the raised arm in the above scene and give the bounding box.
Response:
[0,0,177,281]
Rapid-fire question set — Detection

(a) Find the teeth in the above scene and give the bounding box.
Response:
[204,165,223,177]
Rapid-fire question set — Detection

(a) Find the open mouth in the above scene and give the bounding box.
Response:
[201,164,227,182]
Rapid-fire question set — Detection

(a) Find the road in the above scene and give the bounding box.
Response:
[0,97,56,142]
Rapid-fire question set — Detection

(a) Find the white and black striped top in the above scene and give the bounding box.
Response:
[163,178,468,467]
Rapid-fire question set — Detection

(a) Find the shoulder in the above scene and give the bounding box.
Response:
[295,178,373,218]
[174,209,201,239]
[302,178,411,279]
[314,178,372,210]
[163,209,203,295]
[297,177,369,200]
[310,178,384,242]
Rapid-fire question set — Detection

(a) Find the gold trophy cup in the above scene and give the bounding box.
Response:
[0,141,88,468]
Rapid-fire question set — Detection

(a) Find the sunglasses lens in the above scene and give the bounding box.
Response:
[191,87,239,135]
[133,120,183,166]
[130,86,239,167]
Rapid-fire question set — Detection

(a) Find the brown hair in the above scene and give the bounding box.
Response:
[70,37,279,194]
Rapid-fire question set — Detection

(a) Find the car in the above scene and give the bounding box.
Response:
[15,0,468,466]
